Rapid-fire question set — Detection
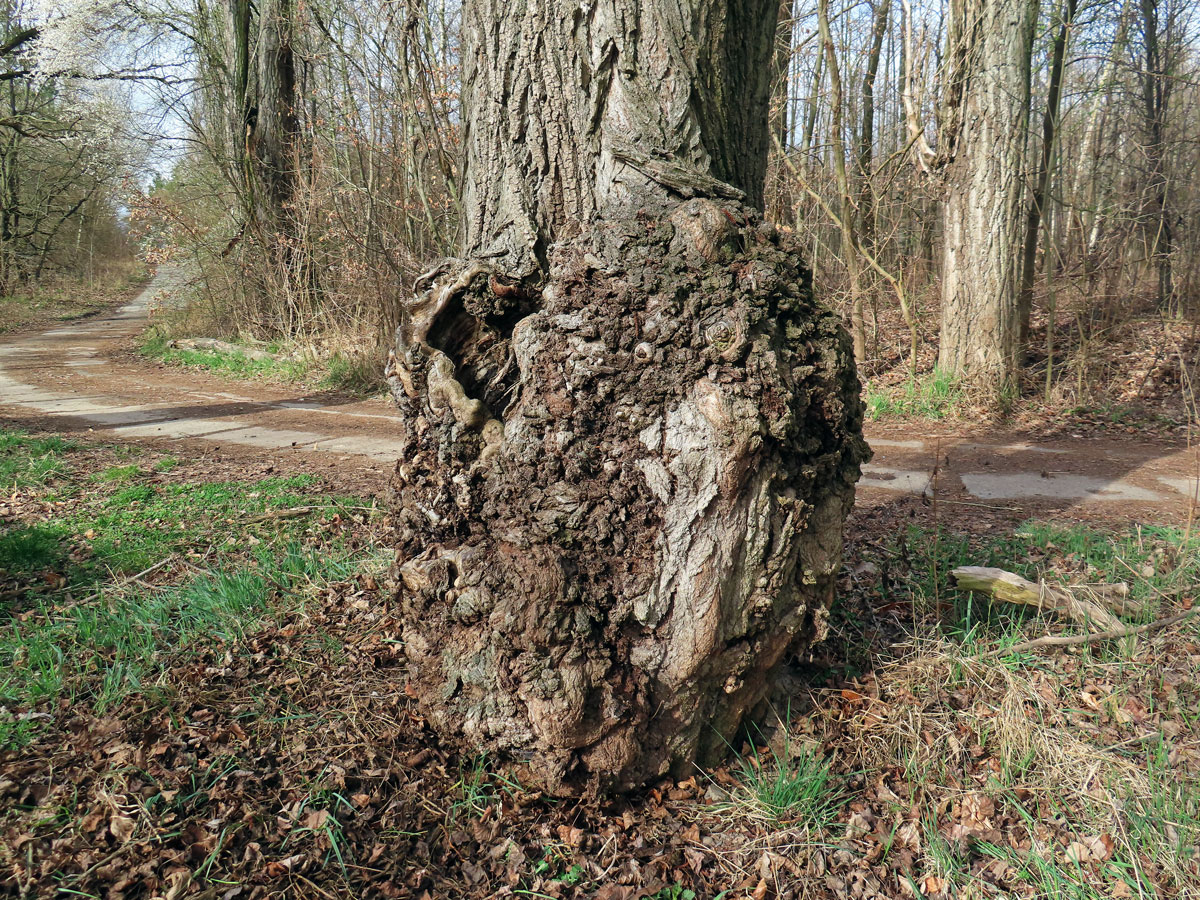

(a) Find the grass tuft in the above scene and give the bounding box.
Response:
[730,723,843,829]
[448,755,523,824]
[864,368,965,420]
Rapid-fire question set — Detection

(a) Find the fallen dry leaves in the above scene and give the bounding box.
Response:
[2,440,1199,899]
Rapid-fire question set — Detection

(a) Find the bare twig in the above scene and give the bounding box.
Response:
[982,606,1199,658]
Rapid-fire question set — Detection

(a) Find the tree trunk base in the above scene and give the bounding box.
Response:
[387,201,868,795]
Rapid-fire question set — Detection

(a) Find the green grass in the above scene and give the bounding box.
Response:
[1126,740,1200,868]
[864,368,965,420]
[1,544,360,717]
[0,427,378,745]
[730,719,843,828]
[2,471,331,584]
[138,329,309,381]
[1,522,365,717]
[883,521,1200,644]
[91,463,141,483]
[284,771,358,879]
[139,329,383,394]
[978,833,1155,900]
[0,431,78,488]
[320,351,383,394]
[448,755,524,823]
[646,885,697,900]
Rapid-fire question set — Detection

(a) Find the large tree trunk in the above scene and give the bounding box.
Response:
[387,0,868,795]
[937,0,1036,385]
[253,0,313,331]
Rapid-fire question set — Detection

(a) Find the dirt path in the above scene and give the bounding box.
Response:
[855,420,1199,523]
[1,269,1196,519]
[0,268,405,477]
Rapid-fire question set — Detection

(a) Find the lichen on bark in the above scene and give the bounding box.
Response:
[387,200,868,794]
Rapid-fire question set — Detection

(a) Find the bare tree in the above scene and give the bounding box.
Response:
[819,0,867,362]
[1017,0,1078,346]
[1137,0,1176,312]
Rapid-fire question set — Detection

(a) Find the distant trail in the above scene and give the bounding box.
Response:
[855,427,1198,522]
[0,268,405,466]
[0,268,1195,518]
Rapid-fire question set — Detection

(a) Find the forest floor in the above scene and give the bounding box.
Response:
[0,275,1198,899]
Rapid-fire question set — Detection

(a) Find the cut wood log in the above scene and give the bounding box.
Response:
[950,566,1136,633]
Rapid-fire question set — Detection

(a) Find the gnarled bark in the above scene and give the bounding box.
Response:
[387,0,867,794]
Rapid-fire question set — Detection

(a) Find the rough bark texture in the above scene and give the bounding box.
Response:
[936,0,1035,383]
[388,206,866,793]
[460,0,778,279]
[388,0,867,795]
[253,0,299,238]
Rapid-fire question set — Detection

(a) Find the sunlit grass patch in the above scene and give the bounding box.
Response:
[140,330,310,381]
[0,426,381,747]
[138,327,386,396]
[0,430,78,488]
[841,641,1199,896]
[881,521,1200,644]
[732,740,842,829]
[0,540,368,721]
[91,463,141,483]
[723,709,845,831]
[864,368,965,420]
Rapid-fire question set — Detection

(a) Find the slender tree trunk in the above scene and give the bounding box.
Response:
[388,0,868,794]
[1068,0,1130,266]
[1017,0,1078,346]
[1139,0,1174,311]
[857,0,891,251]
[801,50,824,166]
[772,0,795,150]
[819,0,866,363]
[937,0,1037,386]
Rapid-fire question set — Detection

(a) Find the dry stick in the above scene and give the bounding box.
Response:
[980,606,1200,658]
[951,565,1131,631]
[244,502,376,525]
[935,498,1024,512]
